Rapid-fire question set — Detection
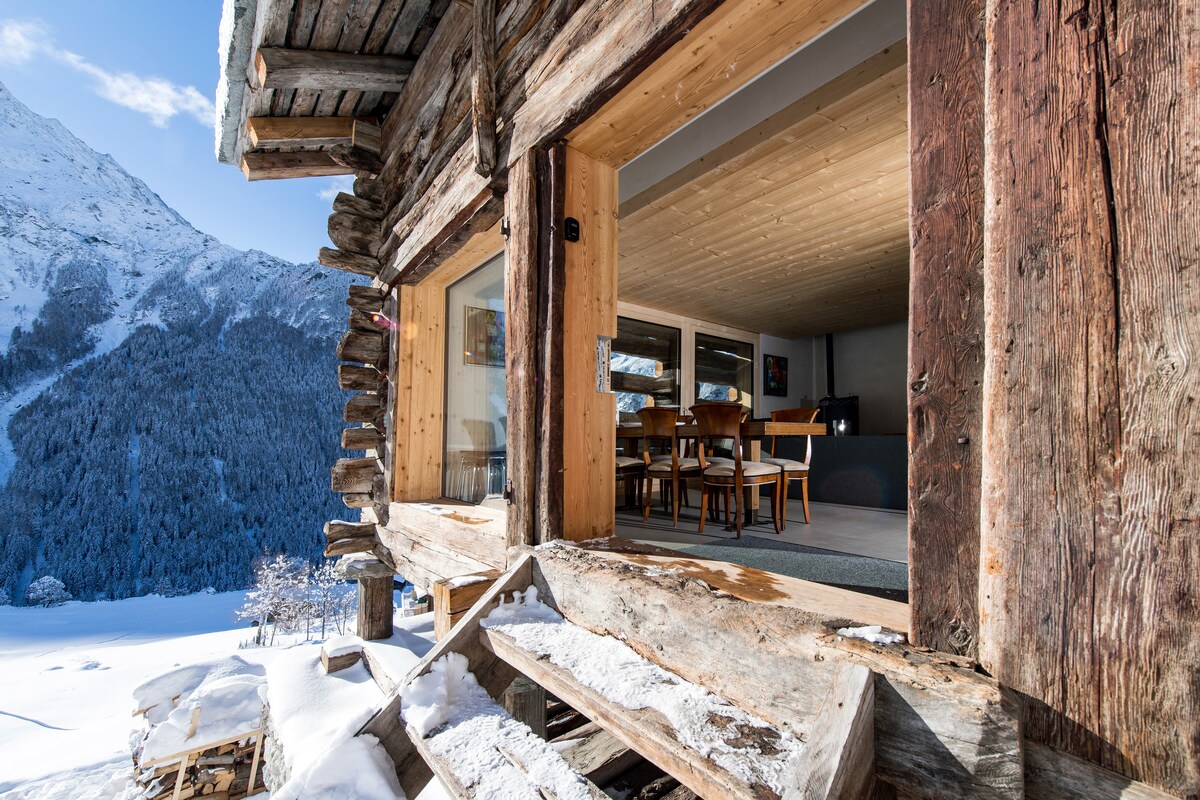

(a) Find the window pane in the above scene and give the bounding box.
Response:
[444,255,506,503]
[695,333,754,413]
[612,317,681,423]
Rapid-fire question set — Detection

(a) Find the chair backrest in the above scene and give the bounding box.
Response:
[769,407,820,460]
[636,407,681,466]
[689,402,744,470]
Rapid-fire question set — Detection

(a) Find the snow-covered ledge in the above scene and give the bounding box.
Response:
[378,501,507,593]
[214,0,257,164]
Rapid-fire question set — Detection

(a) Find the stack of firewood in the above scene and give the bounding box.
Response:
[134,733,264,800]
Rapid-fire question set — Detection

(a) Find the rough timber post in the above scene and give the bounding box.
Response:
[978,0,1200,794]
[357,575,393,640]
[906,0,985,657]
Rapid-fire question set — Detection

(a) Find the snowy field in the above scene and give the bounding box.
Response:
[0,592,293,799]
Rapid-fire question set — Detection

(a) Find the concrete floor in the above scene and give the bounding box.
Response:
[615,499,908,564]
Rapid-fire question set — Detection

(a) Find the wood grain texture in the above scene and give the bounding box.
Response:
[905,0,984,657]
[470,0,497,176]
[256,47,415,92]
[535,143,566,544]
[247,115,356,147]
[561,147,616,541]
[979,0,1199,794]
[240,150,354,180]
[357,575,394,640]
[504,150,539,550]
[785,663,874,800]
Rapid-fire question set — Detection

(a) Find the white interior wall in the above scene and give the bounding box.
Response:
[759,334,817,415]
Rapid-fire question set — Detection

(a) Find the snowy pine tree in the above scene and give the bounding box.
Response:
[24,576,71,607]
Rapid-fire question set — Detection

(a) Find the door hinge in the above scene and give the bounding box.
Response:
[502,479,514,505]
[500,217,511,238]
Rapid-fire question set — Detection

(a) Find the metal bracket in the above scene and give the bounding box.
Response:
[503,479,514,505]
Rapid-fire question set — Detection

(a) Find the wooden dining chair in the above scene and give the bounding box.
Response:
[636,407,699,527]
[763,407,820,526]
[615,455,645,509]
[690,402,782,538]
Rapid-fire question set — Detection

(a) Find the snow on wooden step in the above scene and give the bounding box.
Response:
[400,651,607,799]
[480,587,804,800]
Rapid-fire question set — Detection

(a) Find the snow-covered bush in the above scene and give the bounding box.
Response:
[311,560,355,637]
[238,555,355,645]
[25,575,71,607]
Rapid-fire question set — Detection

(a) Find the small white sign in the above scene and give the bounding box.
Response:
[596,336,612,393]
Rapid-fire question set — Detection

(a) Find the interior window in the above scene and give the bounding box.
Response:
[695,332,754,414]
[443,255,506,504]
[612,317,681,423]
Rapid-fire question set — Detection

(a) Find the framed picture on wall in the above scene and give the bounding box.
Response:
[464,306,506,367]
[764,354,787,396]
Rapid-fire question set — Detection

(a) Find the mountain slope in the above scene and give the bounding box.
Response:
[0,82,353,602]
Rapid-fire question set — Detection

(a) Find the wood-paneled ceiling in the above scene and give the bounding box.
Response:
[618,49,909,339]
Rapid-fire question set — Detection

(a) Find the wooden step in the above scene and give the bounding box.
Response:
[400,654,608,799]
[479,598,808,800]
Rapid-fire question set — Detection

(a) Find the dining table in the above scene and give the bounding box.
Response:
[615,420,825,525]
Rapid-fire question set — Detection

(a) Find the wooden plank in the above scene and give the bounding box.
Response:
[784,663,874,800]
[246,115,356,148]
[978,0,1199,793]
[566,0,871,167]
[359,553,533,800]
[393,189,504,285]
[471,0,497,176]
[555,722,642,787]
[906,0,984,657]
[319,247,381,278]
[561,147,616,541]
[482,624,788,800]
[382,502,508,573]
[357,575,394,641]
[240,150,353,180]
[532,546,1023,799]
[255,47,416,91]
[504,148,539,550]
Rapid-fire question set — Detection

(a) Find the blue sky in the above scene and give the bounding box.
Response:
[0,1,343,264]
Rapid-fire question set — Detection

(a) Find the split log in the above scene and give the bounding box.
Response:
[342,426,385,452]
[255,48,416,92]
[324,520,377,541]
[240,150,353,181]
[354,176,385,204]
[348,308,385,333]
[318,247,380,278]
[338,331,387,366]
[332,191,384,220]
[329,143,384,177]
[325,537,375,557]
[347,284,386,313]
[328,211,382,257]
[345,393,385,425]
[331,457,379,493]
[338,364,385,392]
[342,492,374,508]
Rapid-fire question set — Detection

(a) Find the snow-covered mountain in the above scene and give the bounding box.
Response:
[0,81,353,603]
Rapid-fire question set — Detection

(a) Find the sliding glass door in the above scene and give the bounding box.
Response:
[611,317,681,422]
[695,333,754,413]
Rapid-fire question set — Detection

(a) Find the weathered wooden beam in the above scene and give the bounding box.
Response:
[338,364,385,392]
[255,47,415,92]
[337,331,387,366]
[348,308,384,333]
[341,492,374,508]
[354,175,385,204]
[432,570,501,639]
[785,663,874,800]
[240,150,353,181]
[325,537,375,557]
[345,393,384,425]
[324,520,377,540]
[352,120,382,155]
[357,575,394,641]
[471,0,497,176]
[328,143,384,177]
[331,457,379,493]
[393,189,505,285]
[535,144,566,544]
[247,116,356,148]
[318,247,380,278]
[332,191,384,220]
[328,211,382,257]
[1024,742,1182,800]
[906,0,983,660]
[346,284,386,314]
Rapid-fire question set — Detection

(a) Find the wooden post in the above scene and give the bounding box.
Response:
[561,146,617,542]
[978,0,1199,794]
[357,575,393,640]
[502,676,547,739]
[905,0,985,657]
[536,144,567,543]
[471,0,497,176]
[432,571,501,639]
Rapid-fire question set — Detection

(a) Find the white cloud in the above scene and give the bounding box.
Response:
[317,176,355,202]
[0,18,213,129]
[0,19,47,65]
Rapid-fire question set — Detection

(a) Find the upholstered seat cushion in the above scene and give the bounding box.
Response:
[647,457,700,473]
[761,457,809,472]
[702,461,781,478]
[615,456,643,469]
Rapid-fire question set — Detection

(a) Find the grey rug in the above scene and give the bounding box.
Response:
[679,534,908,602]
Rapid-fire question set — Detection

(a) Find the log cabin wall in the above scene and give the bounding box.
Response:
[909,0,1199,795]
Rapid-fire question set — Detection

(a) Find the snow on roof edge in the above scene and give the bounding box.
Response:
[215,0,258,165]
